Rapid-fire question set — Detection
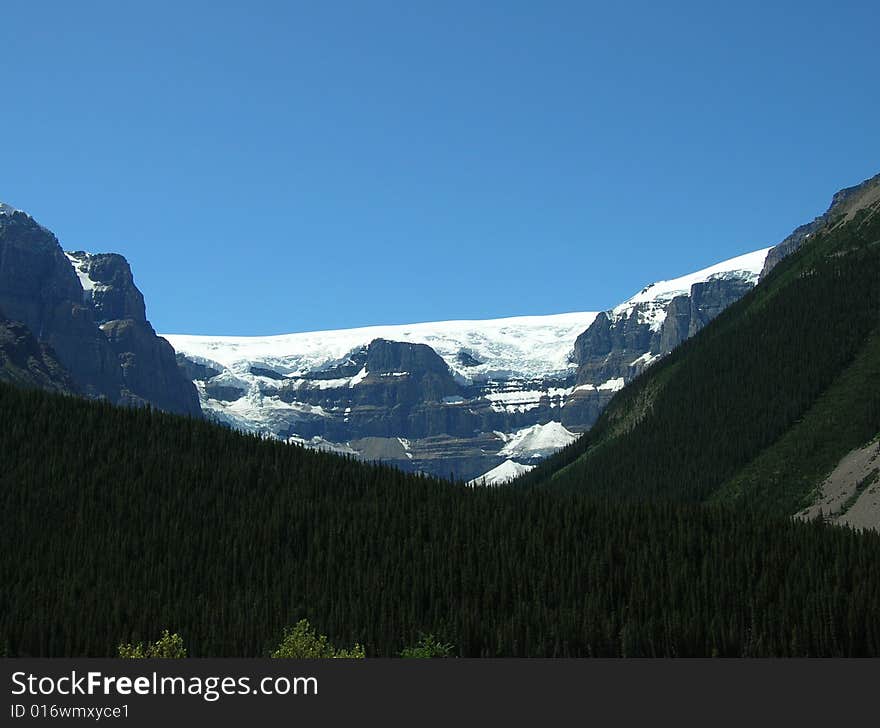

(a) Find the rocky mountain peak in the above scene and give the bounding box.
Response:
[0,203,200,416]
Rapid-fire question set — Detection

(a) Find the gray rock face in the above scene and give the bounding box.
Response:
[66,252,147,323]
[0,310,76,393]
[559,386,616,432]
[357,338,461,407]
[571,310,653,385]
[571,275,758,394]
[0,207,124,400]
[657,295,691,354]
[686,277,755,334]
[0,204,200,415]
[101,317,202,415]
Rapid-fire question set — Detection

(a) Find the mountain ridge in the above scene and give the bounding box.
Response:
[520,172,880,530]
[167,247,769,480]
[5,172,877,481]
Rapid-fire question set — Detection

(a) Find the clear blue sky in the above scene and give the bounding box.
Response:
[1,1,878,335]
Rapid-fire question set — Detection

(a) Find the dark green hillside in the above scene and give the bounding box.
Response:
[522,206,880,515]
[715,331,880,513]
[3,381,880,657]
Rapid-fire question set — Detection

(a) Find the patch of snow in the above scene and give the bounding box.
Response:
[629,351,660,368]
[611,247,771,331]
[208,370,250,389]
[349,367,368,387]
[547,386,574,399]
[468,459,535,486]
[597,377,625,392]
[484,389,545,413]
[477,383,573,414]
[165,311,600,384]
[297,377,352,390]
[288,435,359,456]
[397,437,413,459]
[498,421,579,459]
[484,390,544,404]
[178,351,226,375]
[64,251,106,303]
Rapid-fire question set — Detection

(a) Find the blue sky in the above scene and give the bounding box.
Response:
[1,1,878,335]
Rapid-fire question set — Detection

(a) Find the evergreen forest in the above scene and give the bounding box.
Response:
[2,205,880,658]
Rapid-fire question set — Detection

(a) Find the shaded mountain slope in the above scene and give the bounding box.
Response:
[715,331,880,515]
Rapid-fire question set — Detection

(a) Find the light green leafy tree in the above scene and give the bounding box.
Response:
[400,633,454,658]
[271,619,365,658]
[118,629,187,658]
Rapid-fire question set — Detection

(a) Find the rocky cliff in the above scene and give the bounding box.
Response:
[561,250,767,430]
[0,311,75,393]
[0,203,200,415]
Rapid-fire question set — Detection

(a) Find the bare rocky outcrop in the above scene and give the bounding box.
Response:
[569,272,758,394]
[797,440,880,532]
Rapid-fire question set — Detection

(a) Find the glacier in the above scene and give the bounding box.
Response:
[166,246,771,482]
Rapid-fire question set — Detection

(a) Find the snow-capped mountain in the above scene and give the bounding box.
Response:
[167,247,771,481]
[610,248,769,332]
